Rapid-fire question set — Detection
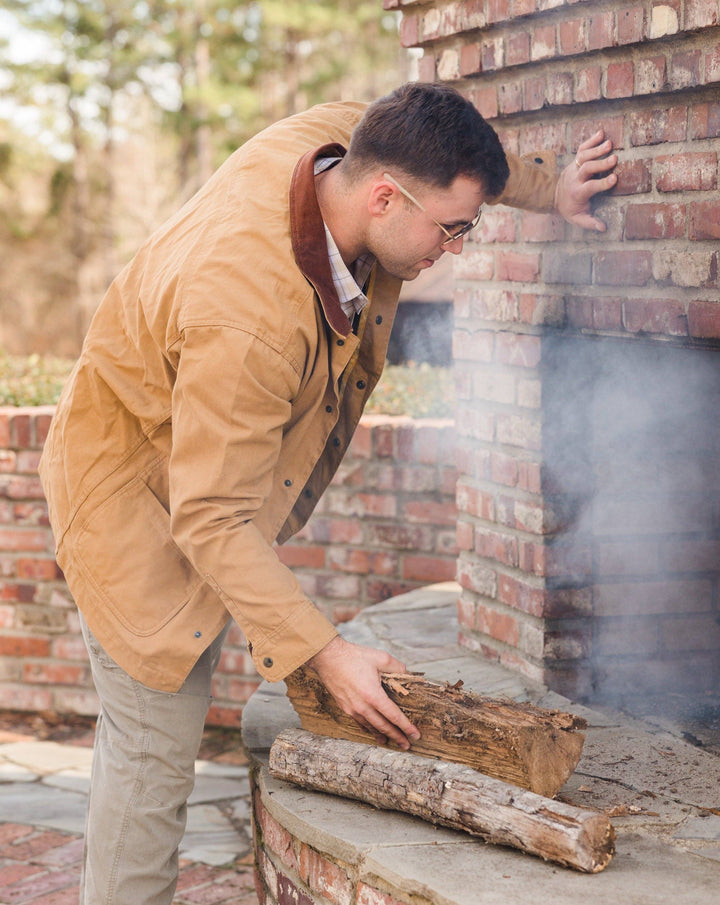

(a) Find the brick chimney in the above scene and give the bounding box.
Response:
[385,0,720,702]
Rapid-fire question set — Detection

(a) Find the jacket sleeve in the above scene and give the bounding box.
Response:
[489,150,558,212]
[168,324,338,682]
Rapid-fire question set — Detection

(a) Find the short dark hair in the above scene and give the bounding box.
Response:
[346,82,509,198]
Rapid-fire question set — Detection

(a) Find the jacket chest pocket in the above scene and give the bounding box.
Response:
[74,476,203,637]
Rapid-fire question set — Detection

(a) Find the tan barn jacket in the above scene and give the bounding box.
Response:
[39,100,558,691]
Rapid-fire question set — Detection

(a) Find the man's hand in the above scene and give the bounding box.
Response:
[307,635,421,750]
[554,130,618,232]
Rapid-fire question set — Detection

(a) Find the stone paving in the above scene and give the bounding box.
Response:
[0,724,258,904]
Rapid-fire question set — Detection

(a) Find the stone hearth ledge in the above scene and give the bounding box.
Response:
[241,583,720,905]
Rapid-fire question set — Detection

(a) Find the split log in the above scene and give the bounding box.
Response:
[284,668,587,798]
[269,728,615,874]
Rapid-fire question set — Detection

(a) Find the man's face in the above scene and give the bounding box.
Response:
[370,173,486,281]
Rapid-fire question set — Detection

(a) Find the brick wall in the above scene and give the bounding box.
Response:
[386,0,720,701]
[0,406,457,726]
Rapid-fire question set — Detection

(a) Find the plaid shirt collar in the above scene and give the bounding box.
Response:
[315,157,375,322]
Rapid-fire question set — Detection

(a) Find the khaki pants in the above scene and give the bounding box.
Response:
[79,614,229,905]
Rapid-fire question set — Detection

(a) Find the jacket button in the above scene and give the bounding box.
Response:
[333,437,341,447]
[325,404,332,413]
[284,479,292,486]
[534,156,543,164]
[375,315,383,325]
[194,631,202,638]
[356,379,366,390]
[337,339,345,346]
[263,657,274,668]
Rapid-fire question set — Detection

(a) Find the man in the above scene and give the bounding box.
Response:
[39,82,616,904]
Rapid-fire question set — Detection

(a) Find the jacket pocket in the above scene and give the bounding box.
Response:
[74,476,203,636]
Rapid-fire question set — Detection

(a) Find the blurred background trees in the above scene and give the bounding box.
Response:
[0,0,414,354]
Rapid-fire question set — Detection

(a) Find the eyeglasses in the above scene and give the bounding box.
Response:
[383,172,482,247]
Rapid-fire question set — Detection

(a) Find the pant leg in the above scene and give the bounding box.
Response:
[79,614,229,905]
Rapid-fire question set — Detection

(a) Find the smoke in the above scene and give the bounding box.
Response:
[542,334,720,709]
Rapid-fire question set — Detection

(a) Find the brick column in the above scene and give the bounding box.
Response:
[386,0,720,700]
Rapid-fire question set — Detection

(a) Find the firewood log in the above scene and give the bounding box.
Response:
[269,727,615,874]
[284,668,586,798]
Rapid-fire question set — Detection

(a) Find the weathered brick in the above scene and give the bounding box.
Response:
[655,151,718,191]
[688,200,720,239]
[622,297,688,336]
[595,250,653,285]
[629,106,687,145]
[670,48,702,88]
[587,10,615,49]
[623,202,686,239]
[575,65,603,101]
[635,54,667,93]
[690,101,720,138]
[605,60,634,97]
[617,5,645,43]
[688,300,720,338]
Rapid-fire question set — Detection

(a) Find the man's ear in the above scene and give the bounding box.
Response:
[367,177,397,217]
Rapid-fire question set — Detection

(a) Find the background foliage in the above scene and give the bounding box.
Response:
[0,352,455,417]
[0,1,415,355]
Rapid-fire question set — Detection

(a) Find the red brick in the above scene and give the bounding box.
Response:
[524,75,547,111]
[588,10,614,48]
[297,843,352,905]
[474,527,518,567]
[257,803,299,874]
[688,300,720,338]
[575,65,603,102]
[595,250,652,286]
[1,829,71,860]
[623,297,688,336]
[498,80,523,114]
[402,554,455,582]
[496,251,540,282]
[624,202,686,239]
[456,520,474,551]
[531,24,555,60]
[476,603,519,646]
[471,84,498,119]
[0,412,11,448]
[0,635,51,657]
[559,18,585,54]
[460,43,481,76]
[22,662,88,685]
[398,13,419,47]
[617,5,645,44]
[480,37,504,72]
[670,48,702,88]
[486,0,511,23]
[656,151,718,191]
[635,55,667,93]
[495,332,542,368]
[403,499,457,525]
[357,882,407,905]
[16,557,62,580]
[629,106,687,145]
[689,200,720,239]
[685,0,720,29]
[690,101,720,138]
[276,544,326,569]
[507,31,531,65]
[606,60,634,97]
[613,158,652,195]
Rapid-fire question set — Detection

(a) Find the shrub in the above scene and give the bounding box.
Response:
[0,352,455,418]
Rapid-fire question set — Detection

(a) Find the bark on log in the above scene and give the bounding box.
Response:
[284,668,587,798]
[269,728,615,874]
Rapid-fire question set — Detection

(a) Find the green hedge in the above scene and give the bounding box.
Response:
[0,351,455,418]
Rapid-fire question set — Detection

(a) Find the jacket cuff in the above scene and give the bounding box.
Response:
[248,599,339,682]
[490,150,559,213]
